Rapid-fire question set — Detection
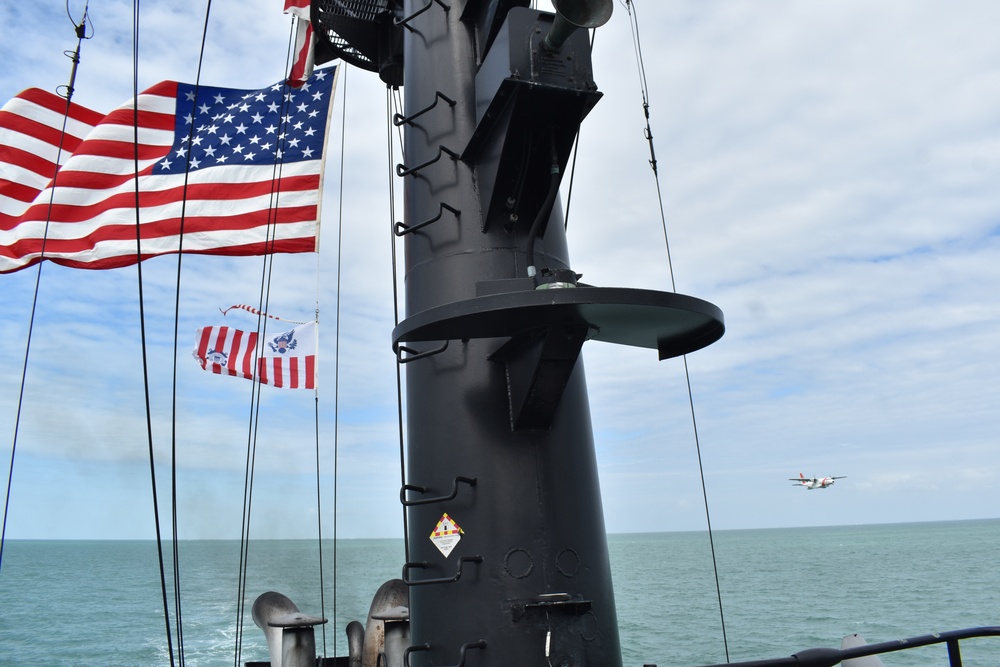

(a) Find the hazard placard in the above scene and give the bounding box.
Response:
[429,513,463,557]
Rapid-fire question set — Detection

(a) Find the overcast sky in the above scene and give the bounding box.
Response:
[1,0,998,541]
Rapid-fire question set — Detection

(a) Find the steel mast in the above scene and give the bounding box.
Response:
[314,2,723,665]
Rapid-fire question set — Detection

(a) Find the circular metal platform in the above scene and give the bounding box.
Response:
[392,286,724,360]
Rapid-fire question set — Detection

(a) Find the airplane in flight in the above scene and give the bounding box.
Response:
[790,473,846,489]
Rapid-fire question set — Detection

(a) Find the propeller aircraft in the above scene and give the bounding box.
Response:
[790,473,845,489]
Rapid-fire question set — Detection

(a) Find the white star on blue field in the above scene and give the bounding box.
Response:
[157,74,331,173]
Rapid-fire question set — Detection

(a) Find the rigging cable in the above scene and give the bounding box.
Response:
[525,134,561,278]
[215,19,340,666]
[324,62,352,663]
[621,0,730,661]
[230,19,324,665]
[164,1,220,663]
[230,24,340,665]
[562,131,580,232]
[387,84,411,564]
[561,28,596,232]
[231,275,267,667]
[127,0,178,665]
[0,0,93,574]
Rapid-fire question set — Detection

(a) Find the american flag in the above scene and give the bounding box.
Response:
[193,320,317,390]
[0,68,336,273]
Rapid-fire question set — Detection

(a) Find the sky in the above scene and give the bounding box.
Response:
[0,0,998,541]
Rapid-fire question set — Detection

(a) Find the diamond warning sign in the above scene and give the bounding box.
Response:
[429,513,463,557]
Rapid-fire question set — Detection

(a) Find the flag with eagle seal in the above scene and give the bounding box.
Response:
[193,321,317,389]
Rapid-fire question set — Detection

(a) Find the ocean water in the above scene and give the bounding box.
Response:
[0,520,997,666]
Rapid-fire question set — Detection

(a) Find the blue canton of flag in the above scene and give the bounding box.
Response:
[156,68,334,175]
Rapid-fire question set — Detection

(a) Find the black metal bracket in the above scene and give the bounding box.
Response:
[445,640,487,667]
[395,202,461,236]
[490,323,591,431]
[401,476,477,506]
[404,640,487,667]
[394,91,456,127]
[394,0,450,32]
[396,145,459,178]
[509,594,592,623]
[403,644,431,667]
[395,341,449,364]
[402,555,483,586]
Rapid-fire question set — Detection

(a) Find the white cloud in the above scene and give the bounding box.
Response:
[1,0,998,541]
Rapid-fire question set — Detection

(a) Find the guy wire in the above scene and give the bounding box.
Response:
[622,0,730,661]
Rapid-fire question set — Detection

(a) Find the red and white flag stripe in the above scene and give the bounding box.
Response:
[220,303,308,323]
[284,0,316,87]
[193,321,317,390]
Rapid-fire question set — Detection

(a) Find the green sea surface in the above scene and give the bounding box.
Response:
[1,520,997,666]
